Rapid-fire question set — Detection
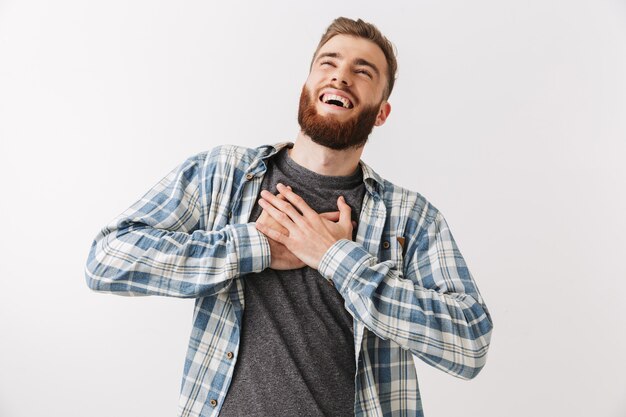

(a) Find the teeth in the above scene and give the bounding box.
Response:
[323,93,352,108]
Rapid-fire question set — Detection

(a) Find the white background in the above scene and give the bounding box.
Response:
[1,1,625,416]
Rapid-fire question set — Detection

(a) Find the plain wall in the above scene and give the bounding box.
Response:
[1,0,625,416]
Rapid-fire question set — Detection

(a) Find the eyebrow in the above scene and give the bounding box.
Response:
[315,52,381,78]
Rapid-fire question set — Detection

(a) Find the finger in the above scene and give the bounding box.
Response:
[260,190,306,226]
[337,195,352,228]
[319,211,340,222]
[258,198,297,232]
[257,211,290,235]
[276,186,291,201]
[275,183,317,217]
[256,221,288,245]
[258,191,290,234]
[261,185,290,200]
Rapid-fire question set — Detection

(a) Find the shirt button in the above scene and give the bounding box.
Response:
[210,399,218,407]
[382,241,390,249]
[226,352,234,359]
[245,173,254,180]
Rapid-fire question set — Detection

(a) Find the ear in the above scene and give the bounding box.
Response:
[374,101,391,126]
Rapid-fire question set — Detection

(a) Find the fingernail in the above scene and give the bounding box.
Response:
[277,183,284,188]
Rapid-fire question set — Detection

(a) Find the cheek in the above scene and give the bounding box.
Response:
[361,84,386,105]
[307,68,332,85]
[303,77,316,93]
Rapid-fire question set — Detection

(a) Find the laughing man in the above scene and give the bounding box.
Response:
[86,16,493,417]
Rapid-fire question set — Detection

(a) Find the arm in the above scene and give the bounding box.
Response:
[256,184,492,380]
[318,211,493,380]
[84,151,270,298]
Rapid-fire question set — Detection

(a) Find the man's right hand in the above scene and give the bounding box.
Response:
[256,189,340,270]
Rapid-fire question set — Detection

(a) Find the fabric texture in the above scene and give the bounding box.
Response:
[219,147,364,417]
[85,142,493,417]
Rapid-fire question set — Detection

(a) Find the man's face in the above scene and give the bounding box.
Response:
[298,34,391,150]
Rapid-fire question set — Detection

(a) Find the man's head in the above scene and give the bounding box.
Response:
[298,17,397,151]
[311,17,398,100]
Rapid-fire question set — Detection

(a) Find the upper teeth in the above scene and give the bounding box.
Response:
[323,94,351,108]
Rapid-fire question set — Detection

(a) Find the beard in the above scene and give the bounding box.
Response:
[297,85,381,151]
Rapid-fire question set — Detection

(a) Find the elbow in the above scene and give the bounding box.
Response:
[412,324,493,381]
[458,351,489,380]
[458,299,494,380]
[84,256,110,293]
[84,239,122,294]
[438,314,493,381]
[85,266,106,293]
[85,241,104,292]
[441,342,490,381]
[85,270,98,292]
[84,261,143,296]
[459,325,493,380]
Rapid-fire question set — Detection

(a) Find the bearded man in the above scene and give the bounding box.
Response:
[86,17,493,417]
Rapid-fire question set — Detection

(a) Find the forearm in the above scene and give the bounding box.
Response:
[84,150,270,298]
[319,239,493,380]
[85,221,270,298]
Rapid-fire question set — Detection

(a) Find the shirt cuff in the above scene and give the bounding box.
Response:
[230,223,271,275]
[318,239,374,293]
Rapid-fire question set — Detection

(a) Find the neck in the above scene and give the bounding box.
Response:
[289,132,364,176]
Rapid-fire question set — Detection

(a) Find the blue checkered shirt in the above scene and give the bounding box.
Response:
[85,142,493,417]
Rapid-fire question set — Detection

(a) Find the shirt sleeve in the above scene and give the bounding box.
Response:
[317,211,493,380]
[84,152,271,298]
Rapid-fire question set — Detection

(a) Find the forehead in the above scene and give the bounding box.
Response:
[315,34,388,74]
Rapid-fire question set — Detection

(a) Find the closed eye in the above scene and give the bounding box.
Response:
[355,68,373,78]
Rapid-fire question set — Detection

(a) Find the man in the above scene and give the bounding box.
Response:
[86,17,493,417]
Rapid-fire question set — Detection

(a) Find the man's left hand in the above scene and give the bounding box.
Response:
[255,183,353,270]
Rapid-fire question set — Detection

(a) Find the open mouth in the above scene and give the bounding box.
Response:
[319,93,353,109]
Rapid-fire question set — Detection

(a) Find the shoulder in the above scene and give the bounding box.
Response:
[192,143,276,168]
[361,158,440,227]
[383,179,438,217]
[176,143,280,175]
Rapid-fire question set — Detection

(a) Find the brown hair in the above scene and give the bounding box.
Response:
[311,17,398,99]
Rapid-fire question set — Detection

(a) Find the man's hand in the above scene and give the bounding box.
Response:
[255,183,353,270]
[256,188,341,270]
[256,195,304,270]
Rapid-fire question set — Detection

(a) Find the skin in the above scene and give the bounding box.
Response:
[256,187,342,270]
[255,34,392,270]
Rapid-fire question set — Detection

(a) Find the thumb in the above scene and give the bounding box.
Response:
[320,211,341,221]
[337,196,352,227]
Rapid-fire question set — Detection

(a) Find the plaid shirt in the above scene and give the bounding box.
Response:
[85,142,493,417]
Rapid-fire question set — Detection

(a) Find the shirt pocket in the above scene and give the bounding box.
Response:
[383,235,406,274]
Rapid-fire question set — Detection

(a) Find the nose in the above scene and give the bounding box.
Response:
[331,65,352,87]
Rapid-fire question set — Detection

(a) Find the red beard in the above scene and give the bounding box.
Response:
[297,85,380,151]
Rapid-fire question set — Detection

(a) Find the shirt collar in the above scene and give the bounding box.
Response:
[261,142,385,197]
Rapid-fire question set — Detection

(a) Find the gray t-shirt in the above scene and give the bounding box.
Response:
[218,147,366,417]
